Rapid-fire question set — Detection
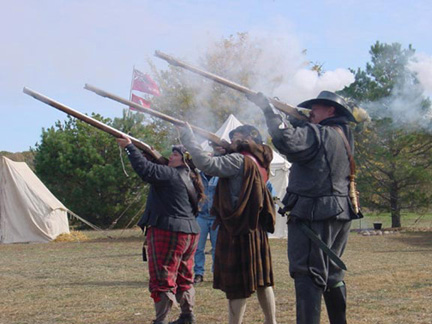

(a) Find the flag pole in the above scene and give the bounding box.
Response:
[130,65,135,101]
[127,66,136,118]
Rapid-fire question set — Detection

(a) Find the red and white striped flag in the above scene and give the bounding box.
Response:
[130,93,151,110]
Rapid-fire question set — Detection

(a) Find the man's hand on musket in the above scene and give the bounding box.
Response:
[246,92,271,112]
[116,134,132,148]
[209,141,228,156]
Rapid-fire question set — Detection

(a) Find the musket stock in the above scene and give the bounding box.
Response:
[84,84,229,149]
[154,50,308,121]
[22,87,165,164]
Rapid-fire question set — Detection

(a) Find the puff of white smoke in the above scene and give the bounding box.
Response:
[274,68,355,105]
[363,85,431,131]
[408,53,432,96]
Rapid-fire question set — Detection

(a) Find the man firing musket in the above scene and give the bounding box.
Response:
[247,90,364,324]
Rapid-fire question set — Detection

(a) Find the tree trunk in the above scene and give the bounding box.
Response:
[390,182,401,228]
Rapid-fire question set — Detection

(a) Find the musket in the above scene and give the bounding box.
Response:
[23,87,166,164]
[154,50,308,121]
[84,84,230,149]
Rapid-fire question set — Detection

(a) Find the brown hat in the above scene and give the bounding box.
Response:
[172,145,196,169]
[229,125,263,144]
[298,91,356,122]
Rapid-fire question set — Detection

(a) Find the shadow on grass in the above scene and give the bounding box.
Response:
[83,253,142,259]
[388,231,432,249]
[65,280,148,287]
[84,236,143,243]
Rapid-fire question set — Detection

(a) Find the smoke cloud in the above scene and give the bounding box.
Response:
[357,53,432,131]
[174,30,355,132]
[275,68,355,105]
[408,53,432,96]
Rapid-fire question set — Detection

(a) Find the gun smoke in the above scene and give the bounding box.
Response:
[171,31,355,137]
[360,53,432,132]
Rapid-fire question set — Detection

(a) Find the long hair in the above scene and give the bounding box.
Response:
[173,145,206,205]
[188,167,205,206]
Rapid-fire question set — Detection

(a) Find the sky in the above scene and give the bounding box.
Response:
[1,0,432,152]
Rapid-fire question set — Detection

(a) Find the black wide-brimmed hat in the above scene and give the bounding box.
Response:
[298,91,356,122]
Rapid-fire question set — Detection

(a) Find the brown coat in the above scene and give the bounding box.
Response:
[212,156,276,299]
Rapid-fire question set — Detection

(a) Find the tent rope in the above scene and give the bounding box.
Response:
[119,145,129,177]
[67,209,103,231]
[108,193,143,229]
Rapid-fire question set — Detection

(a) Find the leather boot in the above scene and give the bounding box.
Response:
[170,288,196,324]
[324,284,347,324]
[169,313,196,324]
[294,276,323,324]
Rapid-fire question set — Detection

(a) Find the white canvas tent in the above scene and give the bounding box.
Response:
[201,114,290,238]
[0,156,70,243]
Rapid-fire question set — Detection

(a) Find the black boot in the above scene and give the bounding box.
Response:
[294,276,323,324]
[169,313,196,324]
[324,284,347,324]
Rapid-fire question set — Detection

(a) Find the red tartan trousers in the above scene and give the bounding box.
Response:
[147,227,199,302]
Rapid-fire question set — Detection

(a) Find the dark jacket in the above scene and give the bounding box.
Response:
[264,112,359,221]
[125,144,200,234]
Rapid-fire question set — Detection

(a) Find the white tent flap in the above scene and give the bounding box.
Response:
[0,157,70,243]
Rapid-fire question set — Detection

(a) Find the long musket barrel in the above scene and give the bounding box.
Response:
[154,50,308,121]
[84,84,229,149]
[23,87,164,163]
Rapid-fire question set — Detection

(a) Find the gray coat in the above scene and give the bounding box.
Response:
[264,112,359,221]
[180,127,245,210]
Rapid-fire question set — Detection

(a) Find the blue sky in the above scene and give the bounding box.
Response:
[1,0,431,152]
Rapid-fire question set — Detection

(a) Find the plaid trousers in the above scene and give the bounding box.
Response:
[147,227,199,302]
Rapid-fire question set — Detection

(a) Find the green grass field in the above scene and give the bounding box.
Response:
[353,212,432,230]
[1,218,431,324]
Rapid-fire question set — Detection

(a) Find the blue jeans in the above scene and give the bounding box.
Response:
[194,217,218,276]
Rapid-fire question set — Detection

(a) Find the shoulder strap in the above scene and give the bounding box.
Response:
[240,151,269,183]
[332,126,356,176]
[332,126,363,216]
[178,169,199,216]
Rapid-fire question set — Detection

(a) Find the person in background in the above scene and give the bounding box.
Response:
[193,143,225,284]
[117,135,205,324]
[266,181,277,200]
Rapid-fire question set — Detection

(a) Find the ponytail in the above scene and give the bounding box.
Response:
[189,168,206,206]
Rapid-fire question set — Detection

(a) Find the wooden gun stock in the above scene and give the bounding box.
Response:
[23,87,166,164]
[154,50,308,121]
[84,84,230,150]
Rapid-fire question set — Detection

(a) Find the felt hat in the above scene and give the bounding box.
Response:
[298,91,356,122]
